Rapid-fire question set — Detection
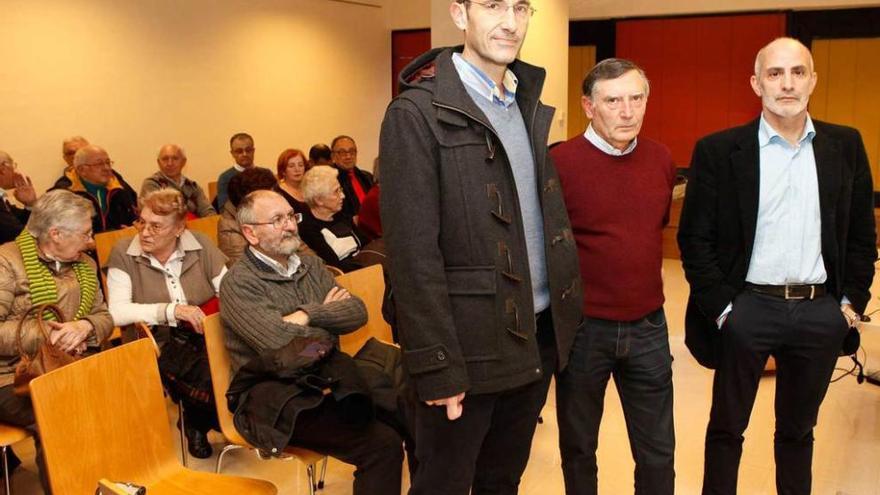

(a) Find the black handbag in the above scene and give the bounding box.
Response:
[156,325,213,405]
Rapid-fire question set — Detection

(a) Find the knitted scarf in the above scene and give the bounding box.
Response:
[14,230,97,321]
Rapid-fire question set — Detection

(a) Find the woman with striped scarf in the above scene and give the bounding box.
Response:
[0,189,113,494]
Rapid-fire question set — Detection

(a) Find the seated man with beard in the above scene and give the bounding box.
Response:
[219,190,403,495]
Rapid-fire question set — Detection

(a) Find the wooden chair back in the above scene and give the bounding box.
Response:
[30,339,176,494]
[203,314,250,446]
[203,314,327,478]
[94,226,138,268]
[335,264,394,355]
[186,214,220,247]
[208,181,218,203]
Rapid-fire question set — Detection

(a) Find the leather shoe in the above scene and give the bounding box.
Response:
[185,427,213,459]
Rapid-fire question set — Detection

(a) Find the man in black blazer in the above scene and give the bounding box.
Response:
[0,151,37,244]
[330,135,373,219]
[678,37,876,495]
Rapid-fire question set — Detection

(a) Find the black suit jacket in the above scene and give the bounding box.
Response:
[677,118,877,368]
[0,196,30,244]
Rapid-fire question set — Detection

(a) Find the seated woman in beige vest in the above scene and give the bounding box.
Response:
[106,189,227,459]
[0,189,113,494]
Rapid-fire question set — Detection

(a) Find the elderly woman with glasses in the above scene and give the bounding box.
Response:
[0,189,113,494]
[106,189,227,459]
[298,165,368,273]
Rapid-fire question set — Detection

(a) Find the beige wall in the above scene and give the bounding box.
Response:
[0,0,390,196]
[571,0,880,19]
[387,0,431,29]
[431,0,464,47]
[520,0,569,143]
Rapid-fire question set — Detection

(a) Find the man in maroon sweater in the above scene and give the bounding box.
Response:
[551,58,676,495]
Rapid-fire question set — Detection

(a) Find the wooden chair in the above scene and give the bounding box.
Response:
[128,322,190,467]
[335,264,394,355]
[208,181,218,204]
[29,339,276,495]
[186,214,221,247]
[203,314,328,494]
[93,227,138,342]
[0,423,31,494]
[94,226,138,269]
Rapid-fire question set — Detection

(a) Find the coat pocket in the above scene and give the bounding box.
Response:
[446,266,500,362]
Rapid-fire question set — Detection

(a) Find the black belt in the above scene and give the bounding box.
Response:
[744,283,826,300]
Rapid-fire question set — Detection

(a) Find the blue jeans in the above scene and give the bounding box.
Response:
[556,308,675,495]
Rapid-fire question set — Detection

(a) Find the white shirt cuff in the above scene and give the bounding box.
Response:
[716,303,733,329]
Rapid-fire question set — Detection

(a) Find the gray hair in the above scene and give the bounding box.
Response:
[73,144,107,168]
[301,165,339,207]
[236,189,283,226]
[157,144,187,160]
[582,58,650,98]
[26,190,95,243]
[62,135,89,149]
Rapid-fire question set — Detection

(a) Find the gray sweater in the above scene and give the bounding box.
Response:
[219,248,367,372]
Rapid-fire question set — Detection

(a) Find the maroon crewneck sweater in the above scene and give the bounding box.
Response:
[551,135,675,321]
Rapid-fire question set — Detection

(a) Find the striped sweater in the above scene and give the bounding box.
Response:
[219,248,366,373]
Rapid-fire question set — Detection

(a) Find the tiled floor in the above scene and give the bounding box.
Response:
[8,259,880,494]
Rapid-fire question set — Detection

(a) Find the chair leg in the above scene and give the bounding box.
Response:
[2,445,10,495]
[306,463,316,495]
[177,402,188,467]
[318,456,328,490]
[215,444,245,473]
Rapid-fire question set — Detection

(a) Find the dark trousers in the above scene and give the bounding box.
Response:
[556,308,675,495]
[0,385,50,494]
[290,397,404,495]
[703,291,848,495]
[407,311,557,495]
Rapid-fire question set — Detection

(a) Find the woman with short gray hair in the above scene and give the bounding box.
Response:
[25,188,95,243]
[298,165,367,272]
[0,189,113,493]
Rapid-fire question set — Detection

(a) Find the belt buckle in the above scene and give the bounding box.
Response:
[784,284,815,300]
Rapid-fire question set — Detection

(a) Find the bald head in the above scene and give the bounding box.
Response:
[157,144,187,180]
[157,144,186,160]
[754,37,814,77]
[750,36,817,127]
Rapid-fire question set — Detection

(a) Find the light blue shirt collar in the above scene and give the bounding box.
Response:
[758,113,816,148]
[452,52,518,108]
[249,246,301,278]
[584,123,638,156]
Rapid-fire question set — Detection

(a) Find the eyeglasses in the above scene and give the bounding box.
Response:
[82,160,114,168]
[64,228,94,241]
[231,147,255,155]
[332,148,357,156]
[465,0,536,19]
[247,211,302,230]
[134,219,173,235]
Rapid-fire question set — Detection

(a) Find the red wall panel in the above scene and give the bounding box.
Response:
[617,13,786,166]
[392,29,431,98]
